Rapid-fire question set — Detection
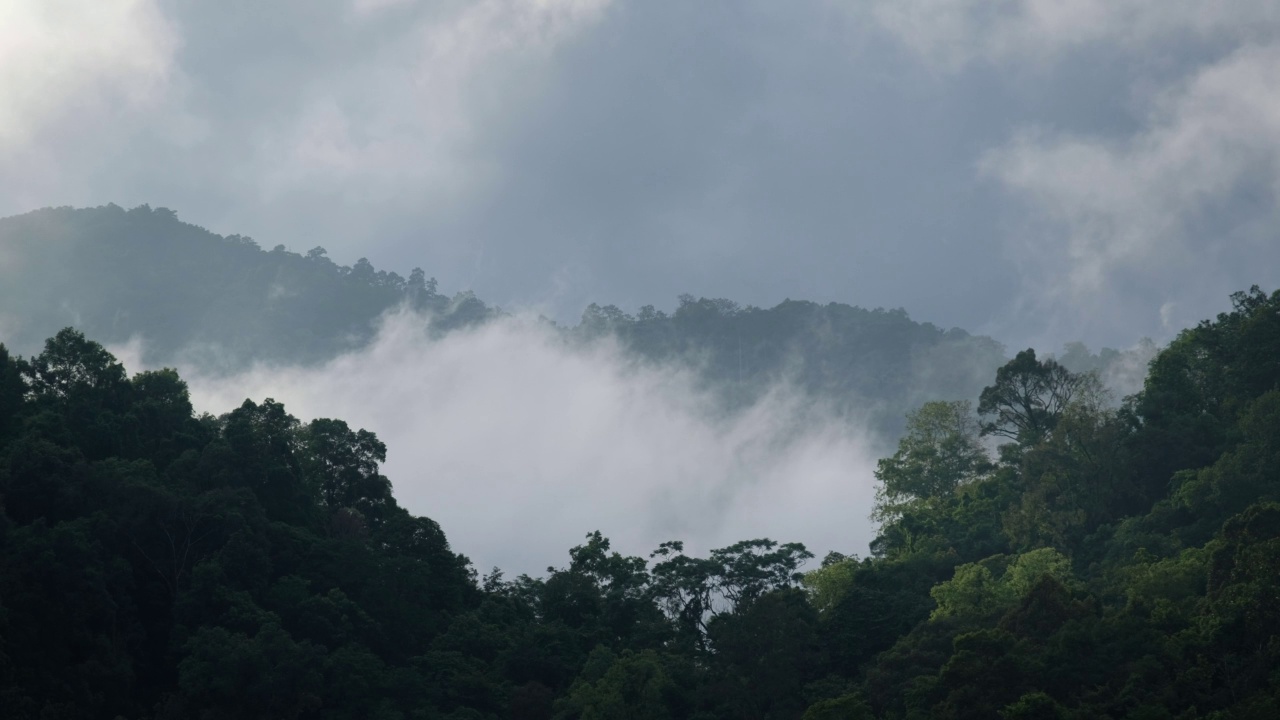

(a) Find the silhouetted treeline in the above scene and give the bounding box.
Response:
[3,286,1279,718]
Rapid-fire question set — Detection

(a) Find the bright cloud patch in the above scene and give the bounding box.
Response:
[0,0,176,146]
[857,0,1280,342]
[167,312,879,575]
[260,0,613,203]
[983,44,1280,301]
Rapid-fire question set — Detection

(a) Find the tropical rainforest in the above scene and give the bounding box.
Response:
[2,206,1280,719]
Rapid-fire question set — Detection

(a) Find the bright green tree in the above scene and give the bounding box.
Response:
[873,400,991,523]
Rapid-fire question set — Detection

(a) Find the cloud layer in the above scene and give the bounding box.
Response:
[7,1,1280,355]
[256,0,613,207]
[0,0,175,146]
[856,0,1280,343]
[159,312,880,575]
[983,43,1280,335]
[862,0,1279,69]
[0,0,179,208]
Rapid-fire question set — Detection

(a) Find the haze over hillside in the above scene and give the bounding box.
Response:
[0,203,1164,574]
[0,203,996,570]
[0,203,1015,423]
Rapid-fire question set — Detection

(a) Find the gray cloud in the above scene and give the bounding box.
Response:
[7,1,1280,355]
[858,0,1279,70]
[0,1,181,209]
[249,0,612,205]
[982,43,1280,340]
[1,1,1018,338]
[855,0,1280,345]
[17,1,1280,573]
[120,312,880,575]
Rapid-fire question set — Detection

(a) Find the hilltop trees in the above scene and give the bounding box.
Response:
[977,348,1100,447]
[299,418,394,527]
[0,205,489,369]
[0,343,25,439]
[0,205,1016,440]
[872,400,991,523]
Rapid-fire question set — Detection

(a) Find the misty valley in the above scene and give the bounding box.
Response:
[1,206,1278,719]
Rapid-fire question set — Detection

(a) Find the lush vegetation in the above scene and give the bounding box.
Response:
[2,285,1279,718]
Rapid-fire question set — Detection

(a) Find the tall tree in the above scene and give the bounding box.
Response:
[0,343,26,439]
[873,400,991,523]
[298,418,392,526]
[24,328,129,403]
[977,349,1098,447]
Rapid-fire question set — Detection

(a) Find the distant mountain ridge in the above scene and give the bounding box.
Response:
[1,204,1012,434]
[0,204,495,368]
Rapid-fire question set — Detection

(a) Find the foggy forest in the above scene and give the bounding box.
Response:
[4,2,1280,719]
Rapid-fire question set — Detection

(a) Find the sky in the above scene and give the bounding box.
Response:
[8,1,1280,571]
[4,0,1280,350]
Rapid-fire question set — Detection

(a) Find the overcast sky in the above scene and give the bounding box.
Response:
[5,0,1280,349]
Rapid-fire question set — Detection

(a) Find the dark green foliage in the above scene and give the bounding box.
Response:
[703,589,821,718]
[801,692,874,720]
[1126,286,1280,506]
[977,348,1100,447]
[0,344,25,440]
[555,647,683,720]
[831,288,1280,720]
[4,284,1280,719]
[0,332,475,718]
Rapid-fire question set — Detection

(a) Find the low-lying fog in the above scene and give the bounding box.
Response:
[117,311,882,576]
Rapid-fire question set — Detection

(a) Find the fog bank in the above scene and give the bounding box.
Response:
[146,312,882,575]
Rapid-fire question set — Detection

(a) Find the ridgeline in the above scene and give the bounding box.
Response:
[0,204,1011,436]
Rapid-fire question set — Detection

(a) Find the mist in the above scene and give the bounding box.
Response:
[118,310,882,575]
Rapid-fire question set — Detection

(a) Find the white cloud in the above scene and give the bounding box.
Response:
[0,1,177,146]
[858,0,1279,70]
[0,1,186,214]
[350,0,417,15]
[175,311,880,575]
[982,43,1280,316]
[852,0,1280,343]
[1100,338,1158,399]
[258,0,612,203]
[0,0,614,234]
[1159,301,1177,331]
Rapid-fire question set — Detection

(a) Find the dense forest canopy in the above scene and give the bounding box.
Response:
[2,281,1279,718]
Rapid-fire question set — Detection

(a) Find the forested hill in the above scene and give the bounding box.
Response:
[2,288,1280,718]
[0,204,496,367]
[0,204,1007,433]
